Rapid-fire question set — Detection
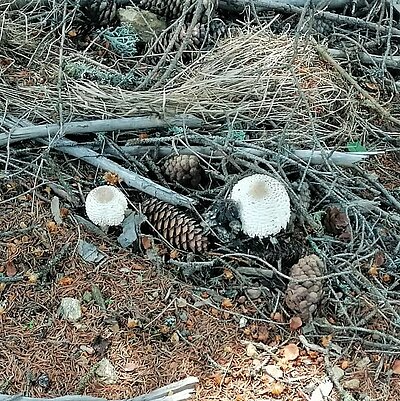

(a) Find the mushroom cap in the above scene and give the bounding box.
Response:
[85,185,128,226]
[230,174,291,237]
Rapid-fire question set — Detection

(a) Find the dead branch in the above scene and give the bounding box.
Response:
[219,0,400,36]
[328,48,400,70]
[39,137,196,208]
[0,376,199,401]
[0,115,203,147]
[105,145,378,167]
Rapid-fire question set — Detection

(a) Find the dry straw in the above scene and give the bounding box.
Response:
[0,11,363,144]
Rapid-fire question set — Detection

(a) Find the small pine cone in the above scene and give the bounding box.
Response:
[149,19,229,58]
[312,17,333,36]
[141,198,208,253]
[285,254,324,322]
[292,180,311,212]
[79,0,118,28]
[163,154,202,188]
[324,206,351,240]
[138,0,218,23]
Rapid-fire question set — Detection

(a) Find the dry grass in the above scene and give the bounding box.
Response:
[0,7,373,146]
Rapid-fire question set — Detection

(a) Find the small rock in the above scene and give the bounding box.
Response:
[176,297,187,308]
[59,297,81,322]
[246,288,262,300]
[237,295,246,304]
[356,357,370,369]
[332,366,345,381]
[96,358,118,384]
[170,332,179,344]
[264,365,283,380]
[343,378,360,390]
[246,343,259,358]
[239,316,247,328]
[80,345,95,355]
[118,7,167,43]
[178,311,188,322]
[82,291,92,303]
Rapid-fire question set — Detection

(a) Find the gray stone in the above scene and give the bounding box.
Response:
[118,7,167,44]
[332,366,345,380]
[59,297,81,322]
[246,288,262,300]
[343,378,360,390]
[96,358,118,384]
[356,357,370,369]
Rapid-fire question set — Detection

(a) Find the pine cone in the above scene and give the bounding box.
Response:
[324,206,351,240]
[79,0,118,28]
[311,17,333,36]
[151,19,228,54]
[285,254,324,322]
[292,180,311,212]
[163,154,202,188]
[290,180,311,226]
[141,198,208,253]
[138,0,218,23]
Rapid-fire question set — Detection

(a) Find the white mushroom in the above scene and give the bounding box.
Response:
[85,185,128,230]
[230,174,291,238]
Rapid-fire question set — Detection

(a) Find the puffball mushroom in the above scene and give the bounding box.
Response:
[85,185,128,229]
[230,174,291,238]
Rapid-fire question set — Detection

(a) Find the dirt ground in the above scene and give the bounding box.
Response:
[0,174,399,401]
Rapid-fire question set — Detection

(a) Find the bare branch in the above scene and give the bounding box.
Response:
[0,115,203,147]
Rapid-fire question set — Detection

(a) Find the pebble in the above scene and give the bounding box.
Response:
[118,7,167,44]
[332,366,345,380]
[96,358,118,384]
[176,298,187,308]
[246,288,262,300]
[343,378,360,390]
[59,298,81,322]
[356,357,370,369]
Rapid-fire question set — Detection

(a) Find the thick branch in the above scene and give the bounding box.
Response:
[219,0,400,36]
[103,145,378,167]
[0,115,203,147]
[0,377,199,401]
[40,137,196,208]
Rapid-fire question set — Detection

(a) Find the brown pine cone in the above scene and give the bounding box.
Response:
[149,19,228,57]
[138,0,218,23]
[141,198,208,253]
[324,206,351,240]
[285,254,324,323]
[79,0,118,28]
[163,154,202,188]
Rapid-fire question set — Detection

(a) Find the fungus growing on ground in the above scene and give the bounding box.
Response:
[230,174,291,238]
[85,185,128,230]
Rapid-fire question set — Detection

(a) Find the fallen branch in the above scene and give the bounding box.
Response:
[219,0,400,36]
[103,145,379,167]
[0,115,203,147]
[0,376,199,401]
[328,48,400,70]
[39,137,195,208]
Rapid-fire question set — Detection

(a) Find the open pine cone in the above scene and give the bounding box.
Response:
[149,18,228,59]
[78,0,118,28]
[141,198,208,253]
[163,154,203,188]
[285,254,324,322]
[138,0,218,23]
